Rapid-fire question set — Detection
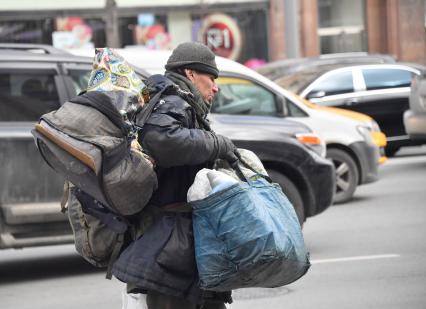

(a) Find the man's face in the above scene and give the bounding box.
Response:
[186,69,219,105]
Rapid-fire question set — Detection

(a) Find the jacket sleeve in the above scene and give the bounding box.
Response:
[139,97,219,168]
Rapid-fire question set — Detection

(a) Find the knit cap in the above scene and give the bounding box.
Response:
[165,42,219,78]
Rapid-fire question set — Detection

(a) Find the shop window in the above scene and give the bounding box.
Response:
[192,9,268,64]
[53,17,105,49]
[125,14,170,49]
[0,19,55,44]
[318,0,367,53]
[0,71,60,121]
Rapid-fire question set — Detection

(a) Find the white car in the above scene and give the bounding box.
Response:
[67,47,381,204]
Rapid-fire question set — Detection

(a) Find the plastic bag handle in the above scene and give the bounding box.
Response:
[232,160,250,183]
[231,157,273,185]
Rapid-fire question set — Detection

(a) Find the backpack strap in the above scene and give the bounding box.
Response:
[135,88,166,128]
[73,188,128,234]
[60,181,70,213]
[72,187,130,279]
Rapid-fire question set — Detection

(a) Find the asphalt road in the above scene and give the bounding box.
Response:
[0,147,425,309]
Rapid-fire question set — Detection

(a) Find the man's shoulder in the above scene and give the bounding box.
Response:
[154,93,192,113]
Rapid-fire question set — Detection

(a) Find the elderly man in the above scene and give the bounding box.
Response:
[112,42,238,309]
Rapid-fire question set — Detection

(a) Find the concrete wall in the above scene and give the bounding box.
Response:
[367,0,426,64]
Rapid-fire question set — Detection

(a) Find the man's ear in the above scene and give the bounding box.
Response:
[185,69,195,82]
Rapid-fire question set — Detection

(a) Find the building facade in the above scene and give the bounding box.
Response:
[298,0,426,64]
[0,0,425,64]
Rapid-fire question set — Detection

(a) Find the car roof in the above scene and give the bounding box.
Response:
[257,52,397,80]
[270,62,425,93]
[0,43,70,55]
[0,48,151,76]
[0,49,93,64]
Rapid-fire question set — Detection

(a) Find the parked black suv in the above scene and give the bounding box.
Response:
[0,44,334,249]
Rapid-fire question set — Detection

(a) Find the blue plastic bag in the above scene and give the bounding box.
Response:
[191,174,310,291]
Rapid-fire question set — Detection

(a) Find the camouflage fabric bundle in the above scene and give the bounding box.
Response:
[87,47,149,104]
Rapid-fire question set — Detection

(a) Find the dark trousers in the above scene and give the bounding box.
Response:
[146,290,227,309]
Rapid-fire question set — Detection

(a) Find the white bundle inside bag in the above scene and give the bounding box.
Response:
[187,148,268,203]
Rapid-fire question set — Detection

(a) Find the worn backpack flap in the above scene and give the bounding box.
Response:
[71,91,132,137]
[69,91,132,171]
[68,92,138,214]
[72,186,131,279]
[31,127,112,209]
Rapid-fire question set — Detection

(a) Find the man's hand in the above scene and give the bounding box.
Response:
[217,135,240,165]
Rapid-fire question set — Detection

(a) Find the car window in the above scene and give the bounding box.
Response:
[68,69,92,95]
[212,77,277,116]
[0,70,60,121]
[362,68,413,90]
[306,70,354,97]
[286,99,308,117]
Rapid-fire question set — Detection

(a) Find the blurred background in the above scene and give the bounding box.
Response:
[1,2,426,309]
[0,0,425,66]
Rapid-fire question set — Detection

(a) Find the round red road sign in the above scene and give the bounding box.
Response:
[199,13,242,60]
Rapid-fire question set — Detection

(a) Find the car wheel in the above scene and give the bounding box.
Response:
[385,146,400,157]
[266,169,305,226]
[327,148,359,204]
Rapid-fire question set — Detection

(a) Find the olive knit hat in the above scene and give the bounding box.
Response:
[165,42,219,78]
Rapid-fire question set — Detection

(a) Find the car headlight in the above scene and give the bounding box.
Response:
[296,133,326,158]
[357,125,375,144]
[366,119,381,132]
[357,122,387,148]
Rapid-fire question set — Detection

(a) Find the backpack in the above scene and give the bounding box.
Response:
[32,73,179,277]
[32,90,158,216]
[33,47,158,216]
[62,181,152,278]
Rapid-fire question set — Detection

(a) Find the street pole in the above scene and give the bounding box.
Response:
[269,0,287,61]
[105,0,120,47]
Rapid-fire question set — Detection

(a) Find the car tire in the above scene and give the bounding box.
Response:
[327,148,359,204]
[266,169,305,226]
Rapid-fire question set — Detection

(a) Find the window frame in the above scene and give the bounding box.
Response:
[0,61,66,123]
[61,62,93,100]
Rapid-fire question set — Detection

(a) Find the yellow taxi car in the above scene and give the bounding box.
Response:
[298,95,387,164]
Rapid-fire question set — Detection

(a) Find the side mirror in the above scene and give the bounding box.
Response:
[276,96,288,117]
[307,90,326,99]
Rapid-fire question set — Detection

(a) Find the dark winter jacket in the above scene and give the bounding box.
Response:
[138,75,219,207]
[112,74,232,304]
